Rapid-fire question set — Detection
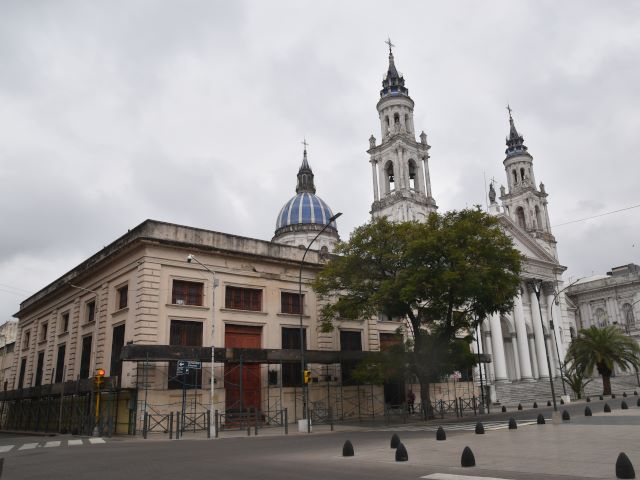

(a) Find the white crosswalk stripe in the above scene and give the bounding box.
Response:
[422,474,512,480]
[0,445,14,453]
[18,442,38,450]
[68,439,83,446]
[45,441,61,448]
[88,438,106,444]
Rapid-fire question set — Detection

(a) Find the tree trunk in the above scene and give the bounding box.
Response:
[417,375,434,420]
[602,374,612,396]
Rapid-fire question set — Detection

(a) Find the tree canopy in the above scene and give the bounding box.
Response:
[313,209,522,415]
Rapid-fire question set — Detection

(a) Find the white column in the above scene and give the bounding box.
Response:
[396,148,405,190]
[422,156,433,197]
[529,288,550,378]
[370,159,379,201]
[483,329,496,383]
[528,335,539,379]
[379,157,388,196]
[488,313,508,381]
[510,333,521,380]
[415,159,426,193]
[513,291,533,380]
[547,292,566,362]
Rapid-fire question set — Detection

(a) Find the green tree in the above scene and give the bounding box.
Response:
[560,359,592,400]
[313,210,522,418]
[566,325,640,395]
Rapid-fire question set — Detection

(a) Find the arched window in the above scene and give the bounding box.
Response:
[595,308,607,327]
[515,206,526,229]
[512,170,518,184]
[393,113,400,124]
[386,162,395,192]
[520,167,526,182]
[408,160,417,190]
[570,326,576,340]
[622,303,635,329]
[535,205,542,230]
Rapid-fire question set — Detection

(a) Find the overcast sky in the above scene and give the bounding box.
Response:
[1,1,639,322]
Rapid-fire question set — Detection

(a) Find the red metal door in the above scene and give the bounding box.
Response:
[224,325,262,413]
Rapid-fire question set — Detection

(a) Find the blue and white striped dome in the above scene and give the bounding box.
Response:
[276,192,337,231]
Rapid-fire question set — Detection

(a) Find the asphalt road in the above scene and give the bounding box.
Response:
[0,396,637,480]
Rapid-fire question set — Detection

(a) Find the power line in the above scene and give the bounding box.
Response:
[553,203,640,228]
[0,283,32,294]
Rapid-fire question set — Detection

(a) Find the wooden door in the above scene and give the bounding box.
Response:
[224,325,262,413]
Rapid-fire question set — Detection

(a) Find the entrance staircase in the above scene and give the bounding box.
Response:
[493,374,639,406]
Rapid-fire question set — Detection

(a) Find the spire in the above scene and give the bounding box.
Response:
[505,105,528,157]
[380,38,408,98]
[296,140,316,194]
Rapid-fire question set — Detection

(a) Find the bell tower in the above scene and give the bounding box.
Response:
[499,106,558,258]
[367,40,437,222]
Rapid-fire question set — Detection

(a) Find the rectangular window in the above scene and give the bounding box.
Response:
[225,286,262,311]
[171,280,204,306]
[34,351,44,386]
[281,327,306,387]
[79,336,92,379]
[40,323,48,342]
[17,358,27,389]
[61,312,69,333]
[55,344,66,383]
[168,320,203,389]
[86,301,96,323]
[281,292,303,315]
[117,285,128,310]
[340,330,362,386]
[23,330,31,350]
[110,324,126,385]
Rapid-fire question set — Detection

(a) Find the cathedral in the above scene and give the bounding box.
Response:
[3,45,576,435]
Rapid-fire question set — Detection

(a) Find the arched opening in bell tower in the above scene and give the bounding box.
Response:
[385,161,395,192]
[408,159,417,190]
[535,205,542,230]
[515,206,526,229]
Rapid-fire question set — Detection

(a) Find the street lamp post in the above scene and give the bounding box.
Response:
[625,299,640,387]
[533,280,557,412]
[186,254,217,437]
[299,212,342,434]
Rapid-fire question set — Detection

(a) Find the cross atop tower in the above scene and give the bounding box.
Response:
[301,138,309,151]
[384,36,395,54]
[506,104,513,118]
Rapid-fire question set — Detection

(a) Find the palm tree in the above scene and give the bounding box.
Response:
[567,325,640,395]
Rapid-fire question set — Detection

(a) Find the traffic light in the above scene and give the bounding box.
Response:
[94,368,105,387]
[303,370,311,384]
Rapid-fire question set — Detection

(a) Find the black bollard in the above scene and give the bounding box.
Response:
[390,433,400,449]
[547,400,552,407]
[461,446,476,467]
[517,403,523,411]
[622,401,629,410]
[342,440,354,457]
[612,394,617,399]
[605,403,612,413]
[501,406,507,413]
[585,406,592,416]
[560,398,565,405]
[475,422,485,434]
[600,395,604,401]
[508,417,517,430]
[616,452,636,479]
[586,396,591,402]
[533,402,538,409]
[637,398,640,407]
[635,391,638,396]
[623,392,628,398]
[537,413,545,424]
[562,410,570,421]
[395,442,408,462]
[436,426,446,441]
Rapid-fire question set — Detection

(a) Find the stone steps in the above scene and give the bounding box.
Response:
[493,374,639,406]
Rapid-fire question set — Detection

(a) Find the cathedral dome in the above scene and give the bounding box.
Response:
[275,192,337,232]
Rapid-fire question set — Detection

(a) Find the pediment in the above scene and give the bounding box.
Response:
[497,214,558,265]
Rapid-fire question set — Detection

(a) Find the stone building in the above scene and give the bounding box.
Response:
[0,320,17,391]
[566,264,640,348]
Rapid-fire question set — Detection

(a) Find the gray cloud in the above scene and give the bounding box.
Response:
[1,0,639,322]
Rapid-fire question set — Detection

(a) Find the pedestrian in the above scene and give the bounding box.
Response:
[407,389,415,413]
